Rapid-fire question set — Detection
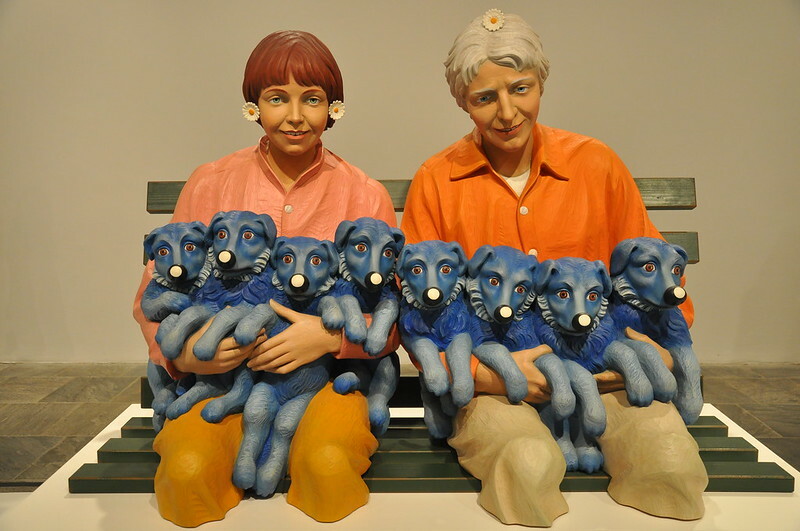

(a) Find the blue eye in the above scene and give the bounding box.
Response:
[514,85,529,94]
[477,94,492,104]
[268,96,282,104]
[307,96,321,105]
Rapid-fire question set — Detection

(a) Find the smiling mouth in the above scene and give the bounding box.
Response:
[282,130,308,137]
[495,123,522,134]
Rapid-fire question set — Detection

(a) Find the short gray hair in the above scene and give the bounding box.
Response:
[444,13,550,111]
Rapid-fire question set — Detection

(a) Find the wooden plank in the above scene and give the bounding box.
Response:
[147,178,696,214]
[662,231,700,264]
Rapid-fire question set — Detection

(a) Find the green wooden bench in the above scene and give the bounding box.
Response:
[69,177,795,495]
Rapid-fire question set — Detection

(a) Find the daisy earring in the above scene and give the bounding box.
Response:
[328,100,345,120]
[242,102,260,122]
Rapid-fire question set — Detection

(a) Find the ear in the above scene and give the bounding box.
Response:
[527,254,539,278]
[143,230,161,261]
[395,245,414,279]
[609,238,638,276]
[188,222,210,248]
[320,240,340,276]
[209,211,227,232]
[256,214,277,245]
[672,243,689,266]
[449,242,468,276]
[594,260,613,297]
[390,227,406,251]
[467,245,494,278]
[533,260,557,293]
[270,237,287,268]
[334,220,357,251]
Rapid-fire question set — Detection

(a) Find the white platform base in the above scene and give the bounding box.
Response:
[1,404,798,530]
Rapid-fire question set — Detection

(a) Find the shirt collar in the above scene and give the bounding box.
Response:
[449,123,569,182]
[256,135,327,188]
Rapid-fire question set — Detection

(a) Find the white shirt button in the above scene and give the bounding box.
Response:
[519,206,529,215]
[284,204,293,213]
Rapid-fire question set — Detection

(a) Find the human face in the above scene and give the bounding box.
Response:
[258,75,329,160]
[465,62,541,167]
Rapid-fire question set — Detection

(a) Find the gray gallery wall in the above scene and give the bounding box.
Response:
[1,0,798,364]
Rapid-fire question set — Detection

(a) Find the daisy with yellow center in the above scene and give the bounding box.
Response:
[482,9,505,32]
[328,100,346,120]
[242,102,260,122]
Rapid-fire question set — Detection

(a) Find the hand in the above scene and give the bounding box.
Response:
[247,299,342,374]
[592,328,674,394]
[474,345,554,403]
[172,317,263,375]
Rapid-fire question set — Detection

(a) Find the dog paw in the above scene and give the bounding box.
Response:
[625,380,654,408]
[576,445,604,473]
[364,331,387,357]
[369,404,391,437]
[332,373,360,395]
[343,321,368,345]
[200,399,227,423]
[424,369,450,397]
[232,459,256,490]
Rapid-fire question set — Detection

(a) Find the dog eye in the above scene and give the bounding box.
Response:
[242,231,254,240]
[184,243,196,252]
[383,249,394,258]
[355,243,367,252]
[489,278,500,286]
[282,255,293,264]
[587,292,599,302]
[643,262,656,273]
[310,256,322,266]
[557,290,570,299]
[411,266,423,275]
[515,285,526,294]
[158,248,169,256]
[217,230,227,240]
[672,265,682,276]
[440,265,452,274]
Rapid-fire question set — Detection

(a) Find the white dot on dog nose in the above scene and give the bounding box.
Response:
[499,307,513,319]
[577,314,592,327]
[674,287,686,299]
[291,275,305,288]
[370,273,383,285]
[427,289,441,301]
[169,265,183,277]
[527,248,538,257]
[218,251,232,263]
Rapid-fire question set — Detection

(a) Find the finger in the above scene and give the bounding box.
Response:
[247,343,291,369]
[519,344,553,362]
[260,330,288,352]
[270,360,301,375]
[269,299,303,323]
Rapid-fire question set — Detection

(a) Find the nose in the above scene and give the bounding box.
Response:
[663,285,687,306]
[287,100,303,125]
[168,264,187,282]
[364,271,384,291]
[571,313,593,333]
[493,305,514,324]
[423,287,443,307]
[217,250,236,269]
[497,92,516,123]
[289,273,309,293]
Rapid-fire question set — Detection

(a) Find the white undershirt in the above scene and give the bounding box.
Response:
[501,169,531,197]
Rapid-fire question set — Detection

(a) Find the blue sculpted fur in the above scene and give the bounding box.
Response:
[320,218,404,436]
[609,237,702,424]
[396,241,473,439]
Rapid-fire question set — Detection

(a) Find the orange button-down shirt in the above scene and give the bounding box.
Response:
[401,123,693,326]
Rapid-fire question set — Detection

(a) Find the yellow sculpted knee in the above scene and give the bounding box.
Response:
[152,398,244,528]
[286,383,378,522]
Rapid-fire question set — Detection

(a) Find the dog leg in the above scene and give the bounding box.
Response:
[193,303,254,361]
[364,298,399,356]
[234,302,278,346]
[537,403,578,471]
[332,359,371,395]
[474,342,529,404]
[620,337,677,403]
[367,353,400,436]
[233,381,279,490]
[201,364,255,422]
[338,295,368,345]
[534,353,576,417]
[563,360,606,439]
[158,305,214,360]
[419,375,454,439]
[407,336,450,396]
[446,332,474,408]
[603,341,654,407]
[572,412,604,473]
[318,295,345,331]
[669,345,704,425]
[165,374,229,420]
[142,285,193,322]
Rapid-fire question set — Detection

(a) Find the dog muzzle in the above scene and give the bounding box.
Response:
[289,274,309,294]
[493,305,514,324]
[423,287,443,306]
[663,286,687,306]
[571,313,594,333]
[217,250,236,269]
[168,264,187,282]
[364,271,384,292]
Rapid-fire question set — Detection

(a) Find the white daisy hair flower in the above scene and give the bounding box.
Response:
[482,9,505,32]
[242,102,260,122]
[328,100,346,120]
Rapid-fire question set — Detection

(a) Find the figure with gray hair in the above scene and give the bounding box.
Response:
[403,9,705,527]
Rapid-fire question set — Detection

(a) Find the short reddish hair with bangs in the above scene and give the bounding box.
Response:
[243,30,344,130]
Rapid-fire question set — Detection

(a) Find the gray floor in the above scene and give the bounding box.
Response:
[0,362,798,492]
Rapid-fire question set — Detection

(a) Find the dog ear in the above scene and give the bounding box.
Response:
[593,260,613,297]
[395,245,414,279]
[320,240,340,277]
[671,243,689,266]
[255,214,277,246]
[334,220,357,251]
[270,237,287,268]
[526,254,539,277]
[209,211,227,232]
[448,242,468,276]
[390,227,406,251]
[609,238,638,276]
[467,245,494,278]
[143,229,161,261]
[533,260,558,293]
[187,222,211,248]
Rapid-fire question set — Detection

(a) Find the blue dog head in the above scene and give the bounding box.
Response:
[534,257,612,335]
[270,237,339,301]
[610,237,688,309]
[396,240,467,310]
[467,245,538,324]
[334,217,405,292]
[209,211,277,279]
[144,221,211,286]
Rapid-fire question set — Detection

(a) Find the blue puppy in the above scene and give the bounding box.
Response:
[142,221,212,432]
[231,236,336,498]
[320,218,404,436]
[610,237,702,424]
[396,241,472,439]
[467,246,576,419]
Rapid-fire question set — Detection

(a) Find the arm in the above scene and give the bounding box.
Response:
[474,346,554,403]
